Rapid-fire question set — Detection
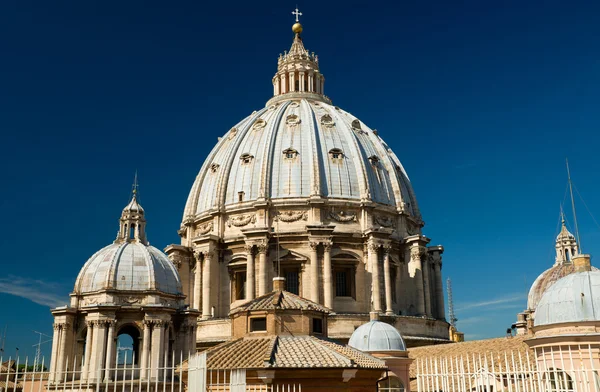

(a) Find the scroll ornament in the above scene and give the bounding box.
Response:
[195,222,214,236]
[374,215,396,228]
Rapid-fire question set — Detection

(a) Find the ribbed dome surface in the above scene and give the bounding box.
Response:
[75,242,182,295]
[535,271,600,326]
[348,320,406,352]
[183,99,420,220]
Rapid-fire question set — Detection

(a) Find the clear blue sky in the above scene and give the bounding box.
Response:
[1,0,600,359]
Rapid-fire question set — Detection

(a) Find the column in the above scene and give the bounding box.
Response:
[49,323,60,383]
[202,252,212,319]
[163,322,171,368]
[383,246,393,315]
[150,321,164,380]
[257,243,268,296]
[274,76,279,95]
[56,323,68,382]
[410,245,426,316]
[434,257,445,319]
[299,72,305,92]
[368,241,382,312]
[309,241,319,303]
[323,242,333,309]
[188,263,195,308]
[308,73,314,93]
[189,323,197,356]
[245,245,255,300]
[193,259,201,310]
[281,74,287,94]
[81,322,93,381]
[422,256,432,316]
[92,321,107,382]
[320,76,325,94]
[290,72,295,92]
[140,321,151,380]
[103,321,115,380]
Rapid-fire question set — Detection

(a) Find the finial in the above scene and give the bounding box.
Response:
[560,204,566,226]
[292,7,303,34]
[132,171,139,196]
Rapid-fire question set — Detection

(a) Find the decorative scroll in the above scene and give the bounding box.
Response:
[227,214,256,227]
[374,215,396,228]
[195,222,213,236]
[329,210,357,223]
[275,210,308,222]
[121,296,141,305]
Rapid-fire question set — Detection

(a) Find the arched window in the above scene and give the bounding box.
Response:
[129,224,136,239]
[545,368,574,392]
[565,248,571,261]
[378,376,404,392]
[116,325,141,365]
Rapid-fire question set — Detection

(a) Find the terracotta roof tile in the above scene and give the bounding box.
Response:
[206,337,274,369]
[230,291,330,315]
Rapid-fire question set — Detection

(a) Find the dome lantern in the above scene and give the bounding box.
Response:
[117,174,147,245]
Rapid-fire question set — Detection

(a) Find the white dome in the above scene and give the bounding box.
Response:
[183,99,420,221]
[348,320,406,352]
[74,241,182,296]
[535,270,600,326]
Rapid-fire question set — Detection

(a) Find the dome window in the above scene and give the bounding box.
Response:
[240,153,254,165]
[210,163,220,173]
[368,155,380,165]
[228,127,238,140]
[283,148,298,160]
[252,119,267,131]
[351,119,361,130]
[329,148,344,162]
[321,114,335,128]
[286,114,301,126]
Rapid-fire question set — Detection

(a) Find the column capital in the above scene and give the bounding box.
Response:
[308,241,319,251]
[367,241,380,252]
[382,245,392,255]
[257,240,268,254]
[323,242,333,252]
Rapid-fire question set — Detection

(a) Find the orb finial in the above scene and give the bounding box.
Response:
[291,7,303,34]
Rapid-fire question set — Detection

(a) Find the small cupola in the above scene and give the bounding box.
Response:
[116,175,147,244]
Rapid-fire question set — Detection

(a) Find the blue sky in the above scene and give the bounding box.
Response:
[1,0,600,358]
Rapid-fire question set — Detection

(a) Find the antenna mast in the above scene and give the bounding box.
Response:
[566,158,583,252]
[447,277,457,328]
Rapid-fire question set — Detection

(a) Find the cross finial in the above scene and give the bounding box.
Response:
[292,7,302,23]
[132,170,139,196]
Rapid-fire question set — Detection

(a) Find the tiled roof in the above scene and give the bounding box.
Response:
[408,336,535,379]
[229,290,330,315]
[206,335,385,369]
[0,381,22,389]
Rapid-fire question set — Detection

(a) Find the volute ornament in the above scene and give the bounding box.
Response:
[274,210,308,222]
[227,214,256,227]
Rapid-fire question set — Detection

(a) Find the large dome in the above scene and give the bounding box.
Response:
[74,242,182,295]
[535,268,600,326]
[183,100,420,220]
[348,320,407,352]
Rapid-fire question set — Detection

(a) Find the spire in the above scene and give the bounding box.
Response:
[116,173,147,244]
[555,205,578,265]
[267,8,331,106]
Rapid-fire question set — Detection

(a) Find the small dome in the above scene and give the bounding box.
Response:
[123,195,144,213]
[535,270,600,326]
[74,242,182,296]
[348,320,406,352]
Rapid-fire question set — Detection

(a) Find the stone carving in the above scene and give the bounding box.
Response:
[289,101,300,108]
[177,226,187,237]
[274,210,308,222]
[195,222,213,236]
[227,214,256,227]
[374,215,396,228]
[321,114,335,128]
[228,127,238,139]
[83,298,99,306]
[252,119,267,131]
[257,241,268,254]
[286,114,301,126]
[120,296,141,305]
[210,163,220,173]
[329,210,357,223]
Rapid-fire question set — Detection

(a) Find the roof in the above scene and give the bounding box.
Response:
[349,320,406,352]
[205,336,386,369]
[408,336,534,379]
[230,290,330,315]
[182,98,421,223]
[74,241,182,297]
[535,270,600,326]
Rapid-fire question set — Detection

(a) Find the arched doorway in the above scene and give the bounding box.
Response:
[116,325,140,365]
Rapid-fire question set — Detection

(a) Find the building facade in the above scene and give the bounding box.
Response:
[166,20,449,348]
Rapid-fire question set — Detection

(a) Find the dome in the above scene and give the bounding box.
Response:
[74,242,182,295]
[348,320,406,352]
[183,100,420,220]
[535,269,600,326]
[528,263,577,310]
